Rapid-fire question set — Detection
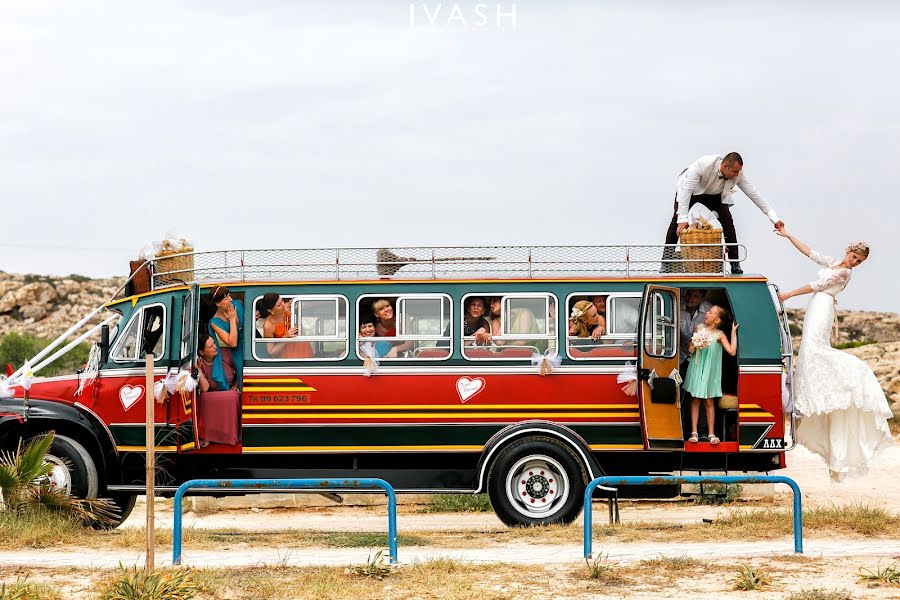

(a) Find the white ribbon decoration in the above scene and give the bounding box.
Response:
[530,351,562,376]
[153,368,197,403]
[360,342,379,377]
[20,361,33,391]
[176,369,198,393]
[75,345,101,397]
[0,376,15,399]
[617,361,639,396]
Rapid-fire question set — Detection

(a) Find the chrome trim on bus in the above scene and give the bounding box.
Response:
[74,402,118,452]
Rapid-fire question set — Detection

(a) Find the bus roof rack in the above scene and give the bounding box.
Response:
[148,244,747,289]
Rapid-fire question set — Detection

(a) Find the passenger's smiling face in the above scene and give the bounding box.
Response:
[467,299,485,318]
[359,322,375,337]
[376,304,393,321]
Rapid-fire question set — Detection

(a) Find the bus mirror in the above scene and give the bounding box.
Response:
[100,325,110,364]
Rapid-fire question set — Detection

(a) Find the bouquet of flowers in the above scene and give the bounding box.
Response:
[690,326,718,351]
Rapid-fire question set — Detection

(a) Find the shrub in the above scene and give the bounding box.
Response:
[0,332,91,377]
[730,563,772,591]
[96,567,199,600]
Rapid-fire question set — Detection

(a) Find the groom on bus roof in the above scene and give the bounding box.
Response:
[663,152,786,274]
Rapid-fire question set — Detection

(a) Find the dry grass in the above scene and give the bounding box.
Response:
[2,502,897,555]
[3,554,891,600]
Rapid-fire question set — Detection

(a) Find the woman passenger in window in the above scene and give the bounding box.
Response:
[258,293,313,359]
[569,300,603,346]
[569,296,606,341]
[207,286,244,390]
[372,299,413,357]
[463,297,491,346]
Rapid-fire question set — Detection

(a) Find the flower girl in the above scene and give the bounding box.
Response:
[684,305,739,445]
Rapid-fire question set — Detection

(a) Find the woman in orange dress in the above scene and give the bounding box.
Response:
[258,293,313,359]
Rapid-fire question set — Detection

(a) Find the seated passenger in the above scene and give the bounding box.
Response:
[463,297,491,346]
[569,300,603,346]
[372,298,413,357]
[359,315,396,358]
[196,331,240,445]
[258,293,313,359]
[486,296,522,347]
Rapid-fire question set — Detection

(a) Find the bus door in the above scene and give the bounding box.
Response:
[175,284,201,452]
[638,284,683,449]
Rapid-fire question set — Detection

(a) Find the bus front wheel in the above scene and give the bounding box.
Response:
[487,436,586,527]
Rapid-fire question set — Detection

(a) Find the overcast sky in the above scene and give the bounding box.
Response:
[1,1,898,312]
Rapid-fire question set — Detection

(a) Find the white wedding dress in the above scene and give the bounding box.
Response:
[793,250,893,481]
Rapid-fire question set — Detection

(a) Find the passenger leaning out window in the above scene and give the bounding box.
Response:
[371,298,413,358]
[258,293,313,359]
[206,286,244,391]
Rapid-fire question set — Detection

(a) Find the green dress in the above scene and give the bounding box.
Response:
[684,330,723,399]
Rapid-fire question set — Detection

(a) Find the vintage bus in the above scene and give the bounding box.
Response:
[0,245,793,526]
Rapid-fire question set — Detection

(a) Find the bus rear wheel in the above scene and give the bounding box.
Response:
[487,436,586,526]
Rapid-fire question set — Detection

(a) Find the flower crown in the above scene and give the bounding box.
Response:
[845,240,869,254]
[570,307,584,319]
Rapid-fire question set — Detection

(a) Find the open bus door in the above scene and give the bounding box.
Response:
[175,284,201,452]
[638,284,683,449]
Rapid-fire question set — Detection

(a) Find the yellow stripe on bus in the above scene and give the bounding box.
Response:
[244,378,308,383]
[243,387,317,392]
[240,403,640,410]
[117,445,178,452]
[241,412,641,420]
[588,444,644,450]
[242,445,484,453]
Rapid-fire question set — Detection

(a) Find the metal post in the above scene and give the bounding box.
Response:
[173,478,398,565]
[583,475,803,558]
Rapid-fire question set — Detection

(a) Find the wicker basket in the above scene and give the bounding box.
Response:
[680,218,723,273]
[155,240,195,284]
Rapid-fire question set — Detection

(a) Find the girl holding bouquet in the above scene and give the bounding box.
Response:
[684,305,739,445]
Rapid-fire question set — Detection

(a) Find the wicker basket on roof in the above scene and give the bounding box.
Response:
[679,218,723,273]
[155,239,195,284]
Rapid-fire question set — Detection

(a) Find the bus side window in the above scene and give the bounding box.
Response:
[566,293,639,360]
[463,293,557,360]
[251,294,348,361]
[356,295,452,361]
[110,304,167,363]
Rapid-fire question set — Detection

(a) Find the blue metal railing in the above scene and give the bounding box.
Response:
[583,475,803,557]
[172,478,398,565]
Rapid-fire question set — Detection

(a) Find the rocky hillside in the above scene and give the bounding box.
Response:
[0,273,124,340]
[1,271,898,420]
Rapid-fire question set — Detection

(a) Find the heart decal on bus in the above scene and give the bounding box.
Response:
[119,385,144,411]
[456,377,485,403]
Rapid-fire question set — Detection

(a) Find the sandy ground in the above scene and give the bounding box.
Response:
[2,440,899,598]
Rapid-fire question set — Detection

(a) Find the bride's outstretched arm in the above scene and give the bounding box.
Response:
[775,229,812,257]
[778,284,814,303]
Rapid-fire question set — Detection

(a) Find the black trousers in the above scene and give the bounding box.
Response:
[665,193,739,261]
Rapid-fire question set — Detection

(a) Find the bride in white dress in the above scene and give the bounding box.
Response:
[776,230,893,481]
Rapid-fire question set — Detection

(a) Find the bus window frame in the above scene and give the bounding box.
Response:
[251,293,349,362]
[564,291,641,361]
[461,292,559,361]
[644,289,678,359]
[110,302,167,364]
[355,293,453,362]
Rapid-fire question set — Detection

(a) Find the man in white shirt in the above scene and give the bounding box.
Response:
[679,289,712,372]
[664,152,785,274]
